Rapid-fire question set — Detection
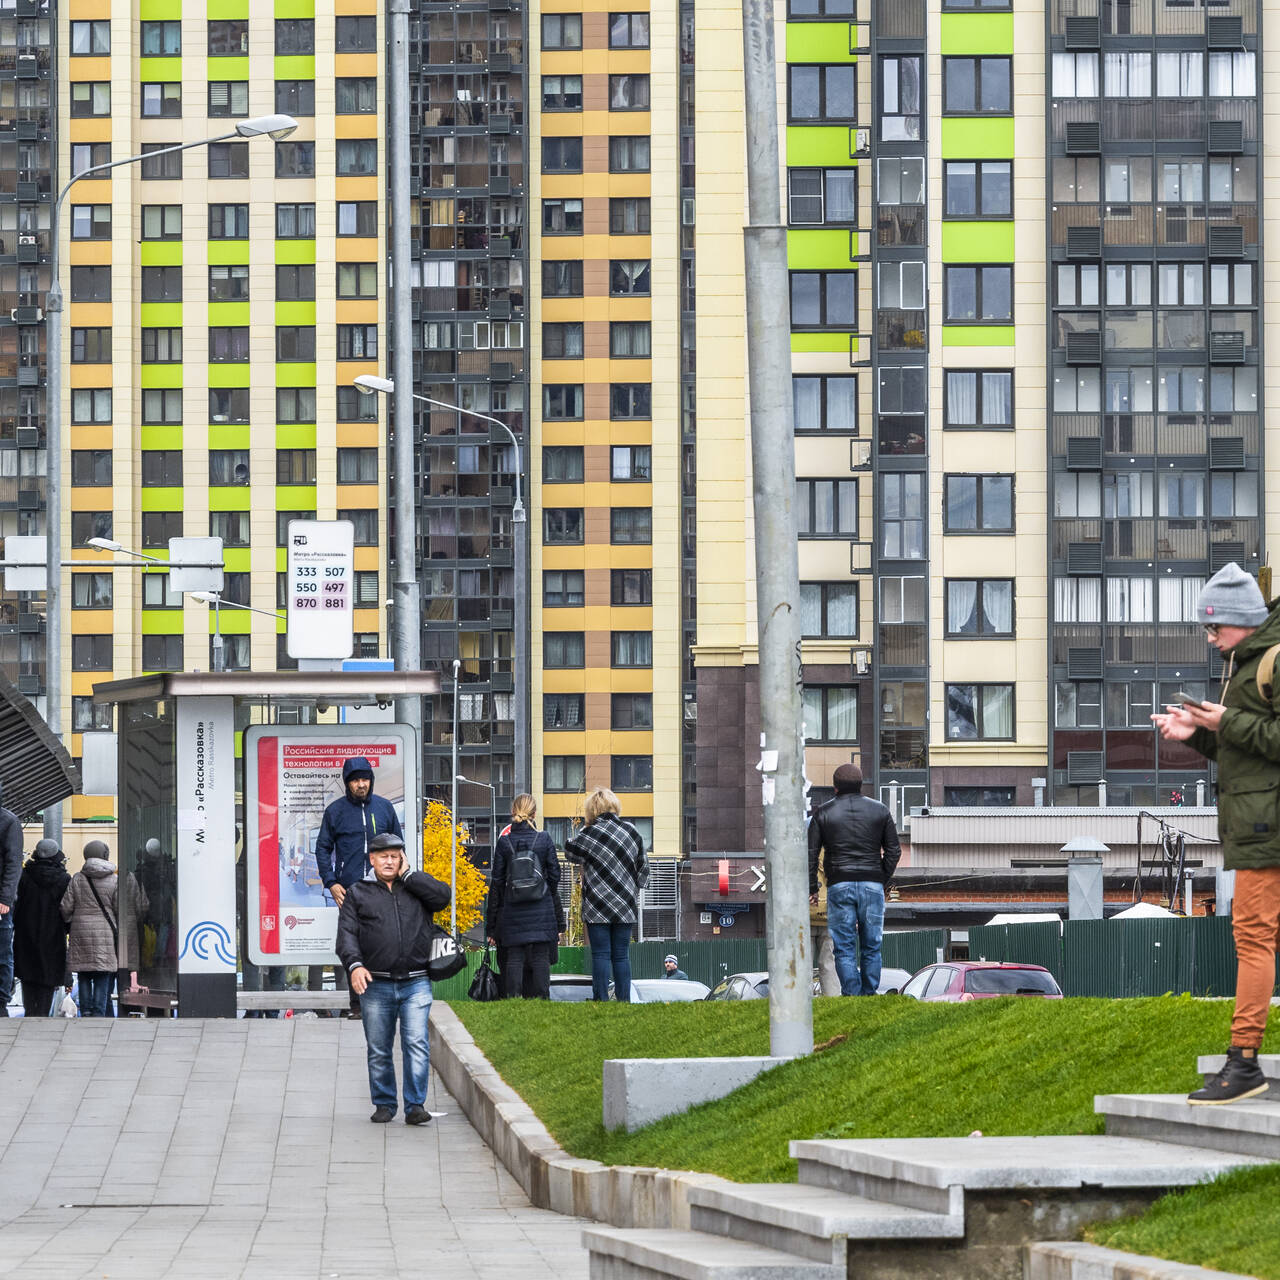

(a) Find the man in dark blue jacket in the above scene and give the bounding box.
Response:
[315,757,403,1015]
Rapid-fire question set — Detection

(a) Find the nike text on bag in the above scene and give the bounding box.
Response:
[427,925,467,981]
[507,845,547,903]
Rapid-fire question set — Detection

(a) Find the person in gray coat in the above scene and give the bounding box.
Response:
[60,840,119,1017]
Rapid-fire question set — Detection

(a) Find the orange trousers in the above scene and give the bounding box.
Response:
[1231,867,1280,1049]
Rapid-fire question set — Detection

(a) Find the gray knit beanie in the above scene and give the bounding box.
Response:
[33,838,62,860]
[1196,563,1268,627]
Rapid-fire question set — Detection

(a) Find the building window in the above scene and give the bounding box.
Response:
[71,329,112,364]
[543,447,585,484]
[789,0,854,14]
[140,328,181,363]
[142,635,184,672]
[336,448,378,484]
[543,76,583,111]
[611,631,652,667]
[610,322,651,357]
[336,139,376,176]
[276,326,317,362]
[70,266,111,302]
[609,74,650,109]
[209,388,251,423]
[880,474,924,559]
[545,633,585,667]
[210,511,250,546]
[71,389,112,424]
[545,693,585,729]
[611,569,652,605]
[945,683,1014,740]
[209,451,249,486]
[142,451,183,486]
[543,323,584,359]
[543,385,584,419]
[789,65,855,123]
[140,266,181,302]
[944,371,1012,427]
[71,512,112,546]
[944,475,1014,532]
[609,198,650,234]
[73,697,114,731]
[1209,51,1256,97]
[542,14,582,48]
[72,19,113,53]
[276,142,315,178]
[797,479,857,536]
[943,57,1011,114]
[945,579,1013,636]
[208,19,248,54]
[610,445,651,480]
[611,693,652,730]
[275,511,309,546]
[336,263,377,298]
[275,18,314,53]
[793,375,857,433]
[544,509,584,544]
[207,141,248,178]
[276,449,317,485]
[336,386,378,422]
[71,83,111,117]
[337,325,378,360]
[71,450,113,485]
[791,271,857,327]
[276,388,317,424]
[142,573,182,609]
[71,574,113,609]
[611,508,652,544]
[70,205,111,239]
[208,264,249,302]
[610,384,651,419]
[799,582,857,638]
[336,16,376,51]
[944,161,1011,218]
[878,261,926,311]
[277,203,317,238]
[209,327,250,362]
[72,635,112,671]
[206,203,247,239]
[880,56,921,139]
[71,142,111,177]
[945,265,1012,323]
[609,136,650,173]
[208,81,249,117]
[336,77,377,113]
[803,686,859,743]
[542,138,582,174]
[610,260,650,296]
[544,260,584,297]
[542,199,583,234]
[545,756,586,792]
[543,570,584,606]
[788,168,857,225]
[276,80,316,117]
[943,786,1015,806]
[612,755,653,791]
[279,265,318,300]
[142,389,182,424]
[339,509,379,545]
[609,12,650,46]
[142,512,183,547]
[1050,52,1099,97]
[878,156,925,205]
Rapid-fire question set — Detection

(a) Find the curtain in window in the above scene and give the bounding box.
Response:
[827,378,856,431]
[981,685,1013,738]
[947,372,977,425]
[1056,577,1101,623]
[1107,576,1153,622]
[1158,576,1204,624]
[826,171,857,223]
[981,372,1010,424]
[827,584,857,635]
[947,580,978,633]
[826,688,858,740]
[1156,51,1202,97]
[802,688,823,738]
[983,581,1012,633]
[799,585,823,636]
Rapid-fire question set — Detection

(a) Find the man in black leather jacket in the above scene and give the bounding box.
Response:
[807,764,901,996]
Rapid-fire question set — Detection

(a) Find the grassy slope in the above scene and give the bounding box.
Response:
[451,994,1248,1183]
[1087,1164,1280,1280]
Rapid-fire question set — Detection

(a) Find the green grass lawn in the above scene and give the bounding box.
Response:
[1087,1164,1280,1280]
[451,994,1259,1184]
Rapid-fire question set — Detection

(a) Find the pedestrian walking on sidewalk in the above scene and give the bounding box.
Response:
[60,840,119,1017]
[486,794,563,1000]
[336,832,450,1125]
[13,838,70,1017]
[564,788,649,1002]
[1152,562,1280,1104]
[0,781,21,1015]
[807,763,901,997]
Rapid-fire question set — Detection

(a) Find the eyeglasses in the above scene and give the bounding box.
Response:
[1203,623,1220,638]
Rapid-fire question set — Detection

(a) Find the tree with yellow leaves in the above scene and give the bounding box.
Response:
[419,800,488,935]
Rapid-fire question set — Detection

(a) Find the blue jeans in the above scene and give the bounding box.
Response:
[827,881,885,997]
[78,971,115,1017]
[359,976,432,1113]
[0,912,12,1009]
[587,922,633,1002]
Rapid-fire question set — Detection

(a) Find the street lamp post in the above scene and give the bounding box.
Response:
[41,114,297,839]
[456,774,498,920]
[189,592,285,672]
[353,375,529,794]
[450,657,461,935]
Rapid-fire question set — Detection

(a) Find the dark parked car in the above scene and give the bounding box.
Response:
[898,962,1063,1002]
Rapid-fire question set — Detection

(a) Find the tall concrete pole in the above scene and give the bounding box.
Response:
[741,0,813,1058]
[42,261,63,840]
[388,0,423,748]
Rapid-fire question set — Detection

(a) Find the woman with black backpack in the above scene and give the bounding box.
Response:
[486,795,563,999]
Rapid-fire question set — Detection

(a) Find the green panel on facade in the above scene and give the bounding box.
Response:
[139,241,183,268]
[209,488,252,512]
[938,13,1014,54]
[273,56,315,80]
[139,303,183,328]
[207,241,250,266]
[787,228,858,269]
[785,22,858,63]
[215,613,251,635]
[139,364,184,390]
[207,425,251,449]
[140,612,184,636]
[790,332,858,354]
[275,424,316,449]
[207,302,250,326]
[138,0,181,18]
[212,57,249,78]
[274,301,316,326]
[941,325,1015,347]
[785,127,861,168]
[224,548,253,572]
[275,549,288,573]
[140,487,184,512]
[274,240,317,266]
[941,117,1015,159]
[206,0,248,18]
[140,426,183,451]
[274,0,315,15]
[208,364,250,389]
[138,57,182,81]
[941,221,1015,261]
[276,487,318,511]
[276,364,317,387]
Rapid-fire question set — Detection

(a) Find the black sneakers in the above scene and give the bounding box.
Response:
[405,1107,431,1126]
[1188,1047,1269,1106]
[370,1106,395,1123]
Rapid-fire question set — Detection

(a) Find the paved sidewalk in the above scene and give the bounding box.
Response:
[0,1018,591,1279]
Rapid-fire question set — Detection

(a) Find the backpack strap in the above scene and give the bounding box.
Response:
[1257,643,1280,703]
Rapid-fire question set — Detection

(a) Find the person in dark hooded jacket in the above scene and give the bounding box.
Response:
[0,780,23,1014]
[13,838,70,1017]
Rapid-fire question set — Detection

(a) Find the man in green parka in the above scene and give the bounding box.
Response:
[1153,562,1279,1104]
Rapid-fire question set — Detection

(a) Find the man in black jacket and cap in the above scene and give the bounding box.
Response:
[336,832,450,1125]
[807,764,901,997]
[0,781,23,1014]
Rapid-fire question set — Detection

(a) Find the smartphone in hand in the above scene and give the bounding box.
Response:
[1174,691,1204,708]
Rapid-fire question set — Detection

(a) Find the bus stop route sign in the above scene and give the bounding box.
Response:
[287,519,354,659]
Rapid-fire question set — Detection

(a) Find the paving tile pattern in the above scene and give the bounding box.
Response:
[0,1018,591,1279]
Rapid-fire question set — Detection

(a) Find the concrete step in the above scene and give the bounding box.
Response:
[686,1181,962,1265]
[581,1227,842,1280]
[1097,1091,1280,1160]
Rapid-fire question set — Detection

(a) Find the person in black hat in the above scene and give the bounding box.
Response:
[807,764,900,997]
[0,781,22,1014]
[13,839,70,1017]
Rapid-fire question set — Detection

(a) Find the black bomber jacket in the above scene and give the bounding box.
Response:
[335,869,452,979]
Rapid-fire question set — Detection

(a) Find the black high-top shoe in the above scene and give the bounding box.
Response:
[1188,1047,1268,1106]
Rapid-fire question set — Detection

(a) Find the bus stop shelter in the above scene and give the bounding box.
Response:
[92,670,439,1017]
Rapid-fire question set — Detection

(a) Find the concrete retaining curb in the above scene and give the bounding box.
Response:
[1025,1242,1253,1279]
[428,1000,730,1228]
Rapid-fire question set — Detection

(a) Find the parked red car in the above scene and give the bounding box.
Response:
[898,962,1063,1002]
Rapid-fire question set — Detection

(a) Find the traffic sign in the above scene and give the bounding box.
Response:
[168,536,224,593]
[286,520,355,659]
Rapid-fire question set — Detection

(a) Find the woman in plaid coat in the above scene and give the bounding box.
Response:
[564,788,649,1001]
